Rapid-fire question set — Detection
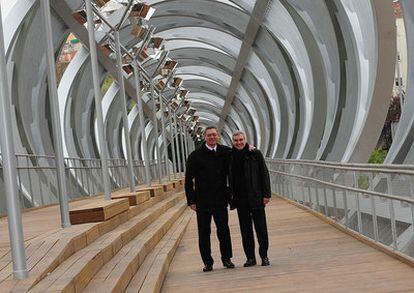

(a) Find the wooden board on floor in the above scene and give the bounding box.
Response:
[111,191,150,206]
[172,179,184,190]
[137,186,164,197]
[69,199,130,225]
[152,183,174,192]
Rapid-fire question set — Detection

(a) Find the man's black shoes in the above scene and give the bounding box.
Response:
[203,264,213,272]
[222,259,235,269]
[243,258,257,267]
[261,257,270,266]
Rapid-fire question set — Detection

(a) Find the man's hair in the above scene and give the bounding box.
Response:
[204,126,218,132]
[232,130,247,140]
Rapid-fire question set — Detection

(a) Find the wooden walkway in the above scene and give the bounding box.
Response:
[162,197,414,292]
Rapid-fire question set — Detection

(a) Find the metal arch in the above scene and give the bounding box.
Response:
[150,0,250,37]
[58,46,90,159]
[228,99,257,145]
[386,0,414,164]
[102,83,125,159]
[217,0,270,133]
[253,28,296,158]
[282,0,341,160]
[188,101,239,132]
[279,0,327,160]
[147,0,255,14]
[264,1,314,159]
[239,69,273,155]
[315,0,360,162]
[343,0,396,163]
[162,45,273,146]
[127,105,141,160]
[159,44,287,156]
[181,78,264,140]
[156,26,242,57]
[7,4,68,157]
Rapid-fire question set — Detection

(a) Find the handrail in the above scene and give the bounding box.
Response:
[268,158,414,173]
[267,158,414,175]
[269,170,414,204]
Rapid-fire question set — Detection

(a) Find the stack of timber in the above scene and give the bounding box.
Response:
[0,179,191,292]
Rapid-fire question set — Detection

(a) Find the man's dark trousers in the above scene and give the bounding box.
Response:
[236,202,268,260]
[196,208,232,265]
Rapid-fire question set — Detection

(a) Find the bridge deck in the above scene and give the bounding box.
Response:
[162,197,414,292]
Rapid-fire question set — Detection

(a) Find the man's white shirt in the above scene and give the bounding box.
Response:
[205,143,217,152]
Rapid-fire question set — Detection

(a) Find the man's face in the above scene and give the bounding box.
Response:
[233,134,246,150]
[204,128,219,147]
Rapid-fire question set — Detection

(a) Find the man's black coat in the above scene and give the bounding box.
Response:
[185,143,231,211]
[229,148,271,209]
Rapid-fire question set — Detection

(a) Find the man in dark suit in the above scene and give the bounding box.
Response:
[229,131,271,267]
[185,126,235,272]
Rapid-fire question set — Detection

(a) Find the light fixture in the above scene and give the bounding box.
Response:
[129,3,156,20]
[100,42,116,59]
[187,108,196,116]
[95,0,111,7]
[169,98,180,111]
[179,89,188,98]
[99,0,123,13]
[131,24,149,39]
[154,79,166,91]
[159,60,177,77]
[122,64,133,76]
[170,77,183,88]
[72,9,87,25]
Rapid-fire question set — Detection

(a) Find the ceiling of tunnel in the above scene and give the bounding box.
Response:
[1,0,398,163]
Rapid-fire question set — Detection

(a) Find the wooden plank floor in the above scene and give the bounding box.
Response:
[162,197,414,292]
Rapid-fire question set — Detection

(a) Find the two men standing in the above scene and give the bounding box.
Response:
[185,126,270,271]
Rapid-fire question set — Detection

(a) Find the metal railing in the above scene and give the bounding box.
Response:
[266,159,414,259]
[0,153,169,215]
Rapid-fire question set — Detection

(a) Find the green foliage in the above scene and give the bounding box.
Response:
[368,148,388,164]
[128,100,137,112]
[101,75,114,95]
[358,175,369,190]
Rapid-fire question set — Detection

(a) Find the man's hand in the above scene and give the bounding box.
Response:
[263,198,270,205]
[248,144,256,151]
[190,204,197,211]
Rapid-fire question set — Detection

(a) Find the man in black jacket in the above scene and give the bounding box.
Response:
[185,126,235,272]
[230,131,271,267]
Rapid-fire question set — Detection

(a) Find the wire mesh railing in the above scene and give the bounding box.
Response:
[266,159,414,260]
[0,153,170,214]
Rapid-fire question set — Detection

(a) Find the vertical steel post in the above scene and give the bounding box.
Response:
[132,61,151,186]
[149,81,162,183]
[368,174,379,242]
[387,174,398,250]
[173,112,182,176]
[183,124,189,159]
[353,173,363,233]
[0,3,28,279]
[168,109,177,179]
[114,31,135,192]
[158,97,170,181]
[41,0,71,228]
[179,120,186,173]
[85,0,111,200]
